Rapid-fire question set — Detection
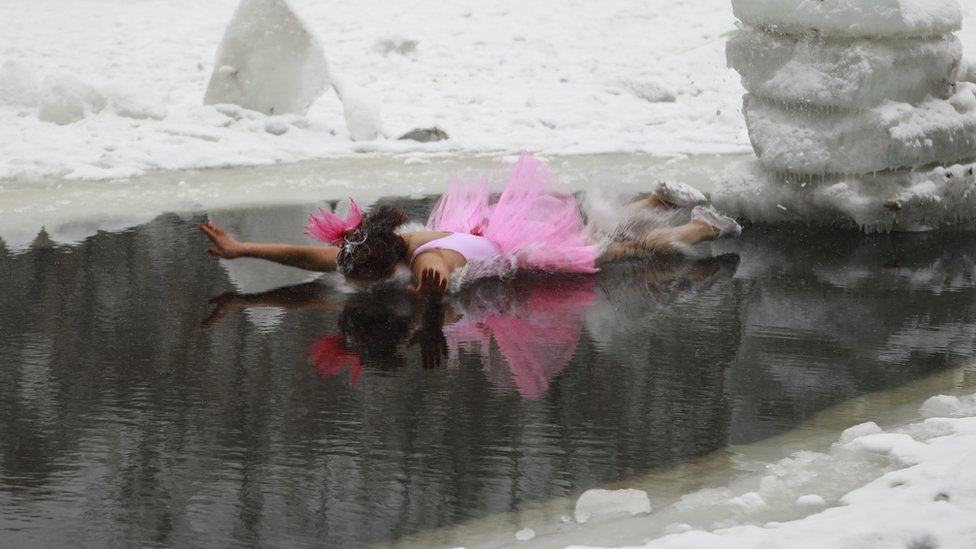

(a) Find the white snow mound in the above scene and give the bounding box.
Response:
[743,83,976,175]
[727,30,962,109]
[731,0,962,39]
[575,488,651,524]
[204,0,330,116]
[37,72,106,125]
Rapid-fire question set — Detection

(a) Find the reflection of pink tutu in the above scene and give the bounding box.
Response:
[427,153,599,274]
[445,278,595,398]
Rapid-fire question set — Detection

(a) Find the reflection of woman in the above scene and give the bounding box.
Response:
[203,253,738,397]
[201,153,741,296]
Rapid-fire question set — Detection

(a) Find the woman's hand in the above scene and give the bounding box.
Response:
[201,293,243,327]
[200,222,244,259]
[408,266,449,297]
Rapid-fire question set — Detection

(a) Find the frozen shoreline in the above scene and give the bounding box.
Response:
[385,363,976,548]
[0,152,743,254]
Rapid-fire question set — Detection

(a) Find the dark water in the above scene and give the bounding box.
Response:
[2,203,976,548]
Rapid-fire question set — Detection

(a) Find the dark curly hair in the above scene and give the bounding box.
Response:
[337,290,411,367]
[337,204,409,280]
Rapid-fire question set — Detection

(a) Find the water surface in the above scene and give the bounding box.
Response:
[2,204,976,548]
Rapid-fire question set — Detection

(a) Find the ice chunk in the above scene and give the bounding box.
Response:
[729,492,767,513]
[842,433,930,465]
[574,488,651,524]
[204,0,330,116]
[712,160,976,233]
[743,84,976,175]
[728,30,961,109]
[731,0,962,39]
[0,61,41,107]
[37,72,106,125]
[514,527,535,541]
[332,78,383,141]
[840,422,883,444]
[796,494,827,509]
[920,395,962,418]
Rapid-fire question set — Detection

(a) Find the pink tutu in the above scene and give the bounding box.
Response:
[426,153,599,275]
[444,277,595,398]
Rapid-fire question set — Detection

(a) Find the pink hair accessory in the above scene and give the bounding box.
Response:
[305,198,364,244]
[310,334,363,386]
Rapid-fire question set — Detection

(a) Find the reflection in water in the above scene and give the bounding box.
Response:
[2,209,976,548]
[207,255,735,401]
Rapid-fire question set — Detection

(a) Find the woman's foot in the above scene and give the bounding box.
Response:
[654,181,708,208]
[692,206,742,238]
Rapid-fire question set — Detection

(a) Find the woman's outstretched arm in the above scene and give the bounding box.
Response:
[200,222,339,272]
[408,251,453,297]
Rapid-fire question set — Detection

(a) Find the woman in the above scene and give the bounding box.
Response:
[200,153,740,296]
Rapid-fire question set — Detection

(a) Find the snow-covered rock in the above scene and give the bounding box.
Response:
[204,0,330,116]
[731,0,962,39]
[712,160,976,232]
[727,30,962,109]
[743,84,976,175]
[37,72,106,125]
[0,60,41,107]
[574,489,651,524]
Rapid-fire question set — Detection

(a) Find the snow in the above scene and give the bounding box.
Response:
[731,0,962,39]
[575,489,652,524]
[712,159,976,232]
[572,381,976,549]
[727,30,962,109]
[742,84,976,175]
[0,0,755,180]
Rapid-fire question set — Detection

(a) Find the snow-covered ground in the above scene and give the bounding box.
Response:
[5,0,969,181]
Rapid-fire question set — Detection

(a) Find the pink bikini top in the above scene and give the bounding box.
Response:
[412,232,501,262]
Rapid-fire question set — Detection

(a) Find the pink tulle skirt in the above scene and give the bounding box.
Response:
[426,153,599,274]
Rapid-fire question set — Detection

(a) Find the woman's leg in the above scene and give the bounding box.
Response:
[622,181,709,214]
[598,206,740,263]
[599,220,716,262]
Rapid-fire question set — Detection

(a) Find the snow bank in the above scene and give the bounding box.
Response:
[0,0,756,180]
[742,84,976,175]
[573,386,976,549]
[203,0,330,116]
[727,30,962,109]
[712,160,976,232]
[731,0,962,39]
